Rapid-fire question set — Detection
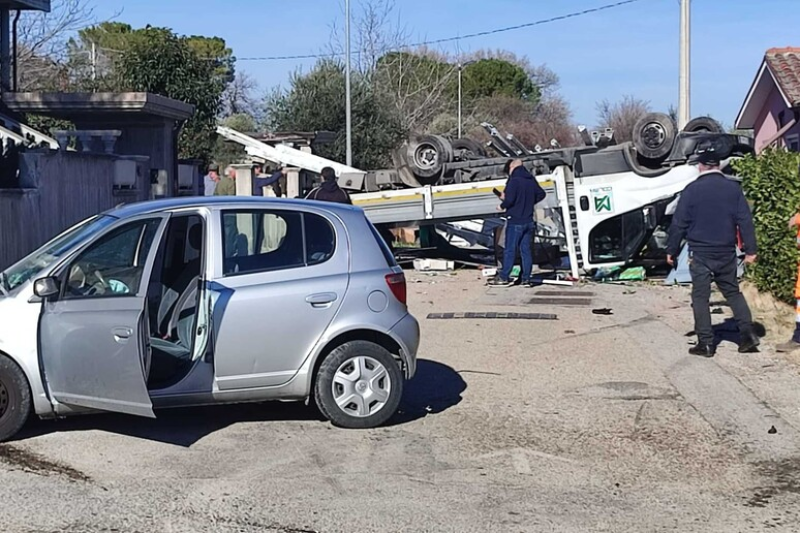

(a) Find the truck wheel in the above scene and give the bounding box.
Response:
[0,355,32,442]
[314,341,403,429]
[408,135,452,179]
[452,138,486,160]
[633,112,676,161]
[683,116,723,133]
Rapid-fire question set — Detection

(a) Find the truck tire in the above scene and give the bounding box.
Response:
[452,138,487,160]
[683,116,723,133]
[0,354,32,443]
[407,135,452,180]
[633,112,676,161]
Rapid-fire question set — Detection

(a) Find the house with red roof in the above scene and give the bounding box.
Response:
[735,47,800,153]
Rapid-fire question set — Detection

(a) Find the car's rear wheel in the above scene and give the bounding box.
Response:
[0,355,32,442]
[314,341,403,429]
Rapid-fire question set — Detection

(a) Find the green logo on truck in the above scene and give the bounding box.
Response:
[594,195,612,212]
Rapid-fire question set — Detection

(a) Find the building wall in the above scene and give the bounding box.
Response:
[0,150,151,270]
[754,85,800,152]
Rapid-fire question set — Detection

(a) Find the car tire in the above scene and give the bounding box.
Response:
[0,355,32,443]
[314,341,403,429]
[683,116,723,133]
[633,112,677,161]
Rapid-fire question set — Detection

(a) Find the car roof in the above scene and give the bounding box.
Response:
[104,196,363,219]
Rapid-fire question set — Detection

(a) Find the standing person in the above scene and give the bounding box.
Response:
[214,166,237,196]
[666,141,759,357]
[254,165,284,198]
[488,159,547,287]
[204,164,220,196]
[306,166,352,204]
[776,213,800,352]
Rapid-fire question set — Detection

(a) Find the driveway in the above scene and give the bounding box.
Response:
[1,271,799,532]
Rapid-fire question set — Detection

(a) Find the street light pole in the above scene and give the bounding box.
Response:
[458,63,463,139]
[345,0,353,166]
[678,0,691,129]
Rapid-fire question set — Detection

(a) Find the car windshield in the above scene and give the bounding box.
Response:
[1,214,117,292]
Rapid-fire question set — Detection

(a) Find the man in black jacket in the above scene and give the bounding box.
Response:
[306,166,352,204]
[489,159,547,287]
[666,141,759,357]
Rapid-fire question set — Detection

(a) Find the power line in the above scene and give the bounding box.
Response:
[236,0,645,62]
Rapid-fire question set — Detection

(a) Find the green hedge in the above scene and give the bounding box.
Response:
[734,148,800,303]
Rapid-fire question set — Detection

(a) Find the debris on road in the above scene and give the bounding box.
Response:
[414,258,454,271]
[592,308,614,315]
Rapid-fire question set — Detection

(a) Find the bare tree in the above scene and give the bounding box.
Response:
[15,0,101,90]
[596,95,651,143]
[220,72,259,118]
[373,49,457,133]
[328,0,409,74]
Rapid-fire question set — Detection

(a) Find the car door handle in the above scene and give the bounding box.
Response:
[112,327,133,342]
[306,292,337,307]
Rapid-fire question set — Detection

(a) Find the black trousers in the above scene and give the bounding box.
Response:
[689,251,753,346]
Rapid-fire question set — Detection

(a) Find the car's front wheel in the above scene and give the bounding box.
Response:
[0,355,32,442]
[314,341,403,429]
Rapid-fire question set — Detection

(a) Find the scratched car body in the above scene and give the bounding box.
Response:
[0,197,419,442]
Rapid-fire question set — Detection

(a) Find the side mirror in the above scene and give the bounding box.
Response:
[33,277,60,298]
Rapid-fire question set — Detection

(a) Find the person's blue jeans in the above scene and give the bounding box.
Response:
[499,221,535,282]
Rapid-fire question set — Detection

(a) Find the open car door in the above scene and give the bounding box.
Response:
[38,214,170,417]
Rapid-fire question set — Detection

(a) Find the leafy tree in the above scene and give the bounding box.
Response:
[265,60,404,170]
[461,59,540,103]
[734,149,800,303]
[114,27,227,162]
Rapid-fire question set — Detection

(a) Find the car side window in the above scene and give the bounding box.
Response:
[221,210,336,276]
[304,213,336,266]
[63,219,161,299]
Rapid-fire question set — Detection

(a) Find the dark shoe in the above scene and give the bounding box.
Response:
[776,339,800,353]
[487,277,513,287]
[738,331,760,353]
[689,343,716,357]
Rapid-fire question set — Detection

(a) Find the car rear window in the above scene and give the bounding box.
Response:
[366,218,397,267]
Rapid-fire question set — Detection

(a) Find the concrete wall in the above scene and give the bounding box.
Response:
[753,87,800,152]
[0,150,151,270]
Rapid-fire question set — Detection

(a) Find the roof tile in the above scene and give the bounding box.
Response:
[765,47,800,107]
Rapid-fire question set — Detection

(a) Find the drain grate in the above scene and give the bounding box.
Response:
[533,291,595,298]
[528,298,593,306]
[427,312,557,320]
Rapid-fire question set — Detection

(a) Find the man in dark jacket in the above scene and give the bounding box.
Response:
[666,141,759,357]
[489,159,547,287]
[306,166,352,204]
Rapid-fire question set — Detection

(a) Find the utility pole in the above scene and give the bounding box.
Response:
[678,0,691,129]
[345,0,353,166]
[457,63,463,139]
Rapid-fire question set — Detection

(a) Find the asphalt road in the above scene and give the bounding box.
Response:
[1,271,799,532]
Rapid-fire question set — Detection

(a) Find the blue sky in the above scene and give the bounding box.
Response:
[92,0,800,128]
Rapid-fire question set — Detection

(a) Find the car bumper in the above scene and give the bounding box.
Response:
[390,312,420,379]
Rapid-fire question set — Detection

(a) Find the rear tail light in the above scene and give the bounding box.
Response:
[385,272,407,305]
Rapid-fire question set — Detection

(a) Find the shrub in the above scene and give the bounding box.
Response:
[734,148,800,303]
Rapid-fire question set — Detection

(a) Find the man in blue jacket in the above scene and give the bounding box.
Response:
[666,141,759,357]
[489,159,547,287]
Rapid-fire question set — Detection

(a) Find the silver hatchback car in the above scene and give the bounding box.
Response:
[0,197,419,442]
